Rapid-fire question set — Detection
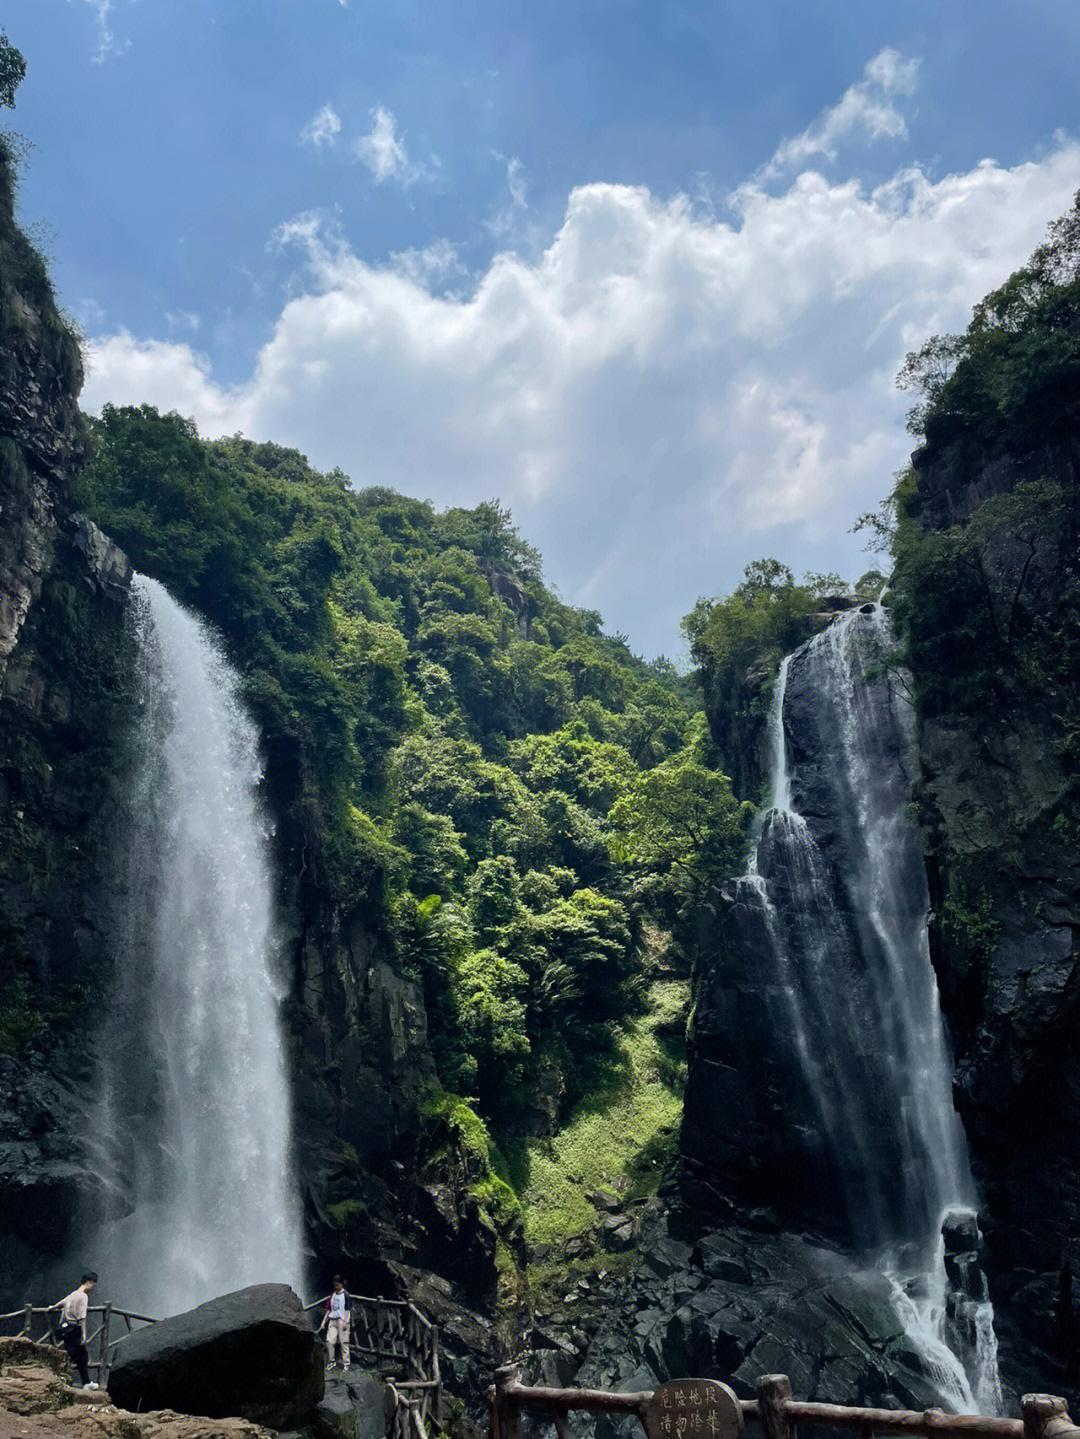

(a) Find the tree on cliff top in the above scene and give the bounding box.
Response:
[898,189,1080,473]
[0,31,25,110]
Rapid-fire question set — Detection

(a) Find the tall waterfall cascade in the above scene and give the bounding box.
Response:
[95,575,304,1317]
[737,602,1003,1414]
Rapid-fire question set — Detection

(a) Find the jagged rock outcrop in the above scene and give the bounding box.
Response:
[477,558,535,639]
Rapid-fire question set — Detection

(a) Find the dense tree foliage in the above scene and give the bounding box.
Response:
[0,30,25,111]
[898,191,1080,485]
[887,192,1080,722]
[78,406,749,1124]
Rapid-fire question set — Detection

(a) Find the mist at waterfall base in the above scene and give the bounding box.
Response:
[90,575,304,1318]
[739,604,1003,1414]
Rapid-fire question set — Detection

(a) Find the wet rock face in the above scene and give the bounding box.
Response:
[0,1054,133,1305]
[680,876,847,1239]
[0,175,136,1312]
[683,612,946,1254]
[908,436,1080,1402]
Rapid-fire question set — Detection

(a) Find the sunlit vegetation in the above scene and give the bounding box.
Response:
[77,405,753,1133]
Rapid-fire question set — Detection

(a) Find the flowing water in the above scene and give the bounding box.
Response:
[737,602,1002,1412]
[94,575,303,1317]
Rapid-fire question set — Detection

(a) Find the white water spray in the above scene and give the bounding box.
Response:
[97,576,303,1316]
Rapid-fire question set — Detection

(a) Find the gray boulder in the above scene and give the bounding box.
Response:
[108,1283,323,1428]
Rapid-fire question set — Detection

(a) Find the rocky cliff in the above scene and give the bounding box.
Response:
[0,140,135,1304]
[905,433,1080,1402]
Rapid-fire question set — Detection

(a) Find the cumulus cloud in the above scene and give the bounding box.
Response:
[80,98,1079,652]
[768,47,920,174]
[353,106,436,186]
[301,104,342,148]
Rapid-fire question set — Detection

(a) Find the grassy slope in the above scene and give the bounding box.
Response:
[501,927,688,1302]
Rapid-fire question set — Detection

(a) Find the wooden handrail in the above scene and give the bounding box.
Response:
[306,1292,442,1439]
[0,1300,158,1389]
[4,1290,443,1439]
[489,1367,1080,1439]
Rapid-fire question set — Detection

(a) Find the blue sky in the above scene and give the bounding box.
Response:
[6,1,1080,653]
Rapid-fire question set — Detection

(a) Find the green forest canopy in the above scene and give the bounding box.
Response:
[77,406,750,1124]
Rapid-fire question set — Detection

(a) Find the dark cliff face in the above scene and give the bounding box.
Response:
[906,436,1080,1400]
[0,144,135,1303]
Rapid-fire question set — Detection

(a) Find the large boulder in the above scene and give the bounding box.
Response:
[108,1284,323,1429]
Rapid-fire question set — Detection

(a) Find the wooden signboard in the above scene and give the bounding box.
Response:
[645,1380,743,1439]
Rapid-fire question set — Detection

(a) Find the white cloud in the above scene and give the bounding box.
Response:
[86,332,237,432]
[353,106,435,186]
[165,310,201,332]
[80,103,1079,652]
[391,238,465,286]
[485,156,529,239]
[79,0,130,64]
[768,47,920,174]
[301,104,342,148]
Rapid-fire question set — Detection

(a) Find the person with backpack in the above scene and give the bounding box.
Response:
[55,1272,99,1389]
[319,1276,351,1372]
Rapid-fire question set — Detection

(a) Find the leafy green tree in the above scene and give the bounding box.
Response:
[802,571,847,597]
[608,721,750,903]
[0,30,26,110]
[891,478,1071,713]
[736,557,794,601]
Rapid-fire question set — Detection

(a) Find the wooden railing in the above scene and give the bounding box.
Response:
[489,1366,1080,1439]
[303,1293,441,1439]
[2,1289,441,1438]
[0,1301,157,1388]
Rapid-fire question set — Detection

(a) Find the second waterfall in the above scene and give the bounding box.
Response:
[738,601,1002,1414]
[94,575,304,1317]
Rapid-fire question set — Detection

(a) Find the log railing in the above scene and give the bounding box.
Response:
[489,1366,1080,1439]
[0,1302,157,1388]
[2,1288,442,1439]
[303,1293,441,1439]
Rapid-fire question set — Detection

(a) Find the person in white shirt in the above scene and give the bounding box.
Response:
[319,1276,351,1372]
[56,1272,98,1389]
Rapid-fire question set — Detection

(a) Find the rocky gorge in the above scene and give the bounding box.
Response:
[3,48,1080,1435]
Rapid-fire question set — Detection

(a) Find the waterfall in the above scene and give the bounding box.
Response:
[739,601,1002,1413]
[95,575,304,1317]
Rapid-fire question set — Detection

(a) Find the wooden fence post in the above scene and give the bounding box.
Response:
[758,1375,796,1439]
[99,1303,112,1387]
[22,1305,33,1340]
[1022,1396,1078,1439]
[494,1363,522,1439]
[431,1325,442,1425]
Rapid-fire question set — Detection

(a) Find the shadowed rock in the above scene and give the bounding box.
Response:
[107,1285,322,1429]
